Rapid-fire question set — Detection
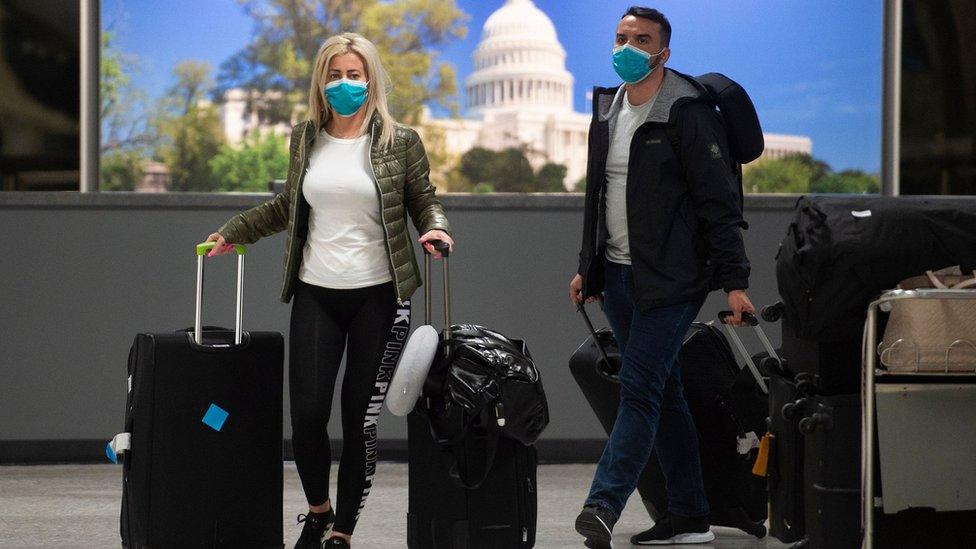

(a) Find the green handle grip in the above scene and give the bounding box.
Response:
[196,241,247,256]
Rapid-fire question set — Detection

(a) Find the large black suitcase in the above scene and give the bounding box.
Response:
[407,401,538,548]
[116,245,284,548]
[801,393,861,549]
[569,304,769,539]
[405,245,538,548]
[766,369,807,544]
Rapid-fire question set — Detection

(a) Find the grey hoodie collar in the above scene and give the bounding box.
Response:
[599,68,702,127]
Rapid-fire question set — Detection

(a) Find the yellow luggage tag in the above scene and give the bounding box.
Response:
[752,432,773,477]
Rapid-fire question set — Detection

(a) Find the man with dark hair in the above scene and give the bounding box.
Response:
[569,6,753,548]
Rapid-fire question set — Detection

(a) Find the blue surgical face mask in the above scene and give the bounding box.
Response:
[323,78,369,117]
[612,43,665,84]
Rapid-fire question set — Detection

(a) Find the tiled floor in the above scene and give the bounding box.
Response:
[0,463,789,548]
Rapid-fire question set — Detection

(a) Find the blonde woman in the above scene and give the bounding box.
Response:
[206,33,453,548]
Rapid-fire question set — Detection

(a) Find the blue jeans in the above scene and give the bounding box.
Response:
[585,260,709,520]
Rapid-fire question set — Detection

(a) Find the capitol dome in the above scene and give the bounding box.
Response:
[465,0,574,115]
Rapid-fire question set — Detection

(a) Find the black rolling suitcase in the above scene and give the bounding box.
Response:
[570,304,772,539]
[406,245,541,548]
[408,404,538,548]
[801,393,861,549]
[112,244,284,549]
[765,365,810,544]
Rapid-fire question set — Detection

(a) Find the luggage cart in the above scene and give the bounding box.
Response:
[861,288,976,548]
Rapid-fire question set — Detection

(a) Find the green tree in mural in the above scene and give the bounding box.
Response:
[572,176,587,193]
[810,169,880,194]
[458,147,499,188]
[458,146,570,192]
[209,129,290,192]
[155,61,225,192]
[535,163,568,192]
[100,150,144,191]
[217,0,467,124]
[744,154,825,193]
[743,154,879,194]
[490,148,538,192]
[100,29,155,189]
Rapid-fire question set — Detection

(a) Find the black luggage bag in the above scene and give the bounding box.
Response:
[570,304,772,539]
[765,367,807,544]
[802,393,861,549]
[117,245,284,548]
[776,195,976,343]
[407,402,538,548]
[406,244,541,548]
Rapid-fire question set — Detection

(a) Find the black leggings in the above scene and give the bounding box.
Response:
[289,279,411,535]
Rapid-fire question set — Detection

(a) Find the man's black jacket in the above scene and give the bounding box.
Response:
[578,68,750,311]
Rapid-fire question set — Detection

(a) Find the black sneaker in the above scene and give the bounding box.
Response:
[294,509,335,549]
[323,538,350,548]
[575,504,617,549]
[630,514,715,545]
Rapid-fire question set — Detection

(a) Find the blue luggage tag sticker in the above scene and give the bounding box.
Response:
[202,403,229,431]
[105,442,118,464]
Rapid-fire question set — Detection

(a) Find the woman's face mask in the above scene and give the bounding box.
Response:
[324,78,369,117]
[612,42,666,84]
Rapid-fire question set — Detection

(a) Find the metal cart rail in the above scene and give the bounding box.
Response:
[861,288,976,548]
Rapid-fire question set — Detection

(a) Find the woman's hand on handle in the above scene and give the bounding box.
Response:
[205,232,236,257]
[419,230,454,259]
[569,274,599,306]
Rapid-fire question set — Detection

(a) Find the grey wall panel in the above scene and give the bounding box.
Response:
[0,193,796,448]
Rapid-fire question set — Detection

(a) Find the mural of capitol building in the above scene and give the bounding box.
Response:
[419,0,812,189]
[216,0,812,191]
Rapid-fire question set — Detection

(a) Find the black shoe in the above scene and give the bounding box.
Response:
[630,514,715,545]
[323,538,350,548]
[294,509,335,549]
[575,504,617,549]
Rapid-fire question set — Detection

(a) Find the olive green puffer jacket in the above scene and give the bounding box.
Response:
[217,114,451,304]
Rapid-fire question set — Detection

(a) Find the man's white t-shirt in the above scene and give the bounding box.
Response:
[604,89,658,265]
[298,130,393,289]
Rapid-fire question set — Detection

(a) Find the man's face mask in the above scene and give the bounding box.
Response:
[324,78,369,117]
[612,42,665,84]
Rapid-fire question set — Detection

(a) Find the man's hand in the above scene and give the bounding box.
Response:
[569,274,600,306]
[726,289,756,326]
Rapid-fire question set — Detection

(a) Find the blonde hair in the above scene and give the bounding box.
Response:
[307,33,396,150]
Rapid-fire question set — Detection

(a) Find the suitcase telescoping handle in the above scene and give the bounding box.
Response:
[717,310,778,394]
[423,239,451,339]
[194,241,246,345]
[577,302,613,370]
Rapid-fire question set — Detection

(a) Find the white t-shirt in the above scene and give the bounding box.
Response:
[604,89,658,265]
[298,131,393,289]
